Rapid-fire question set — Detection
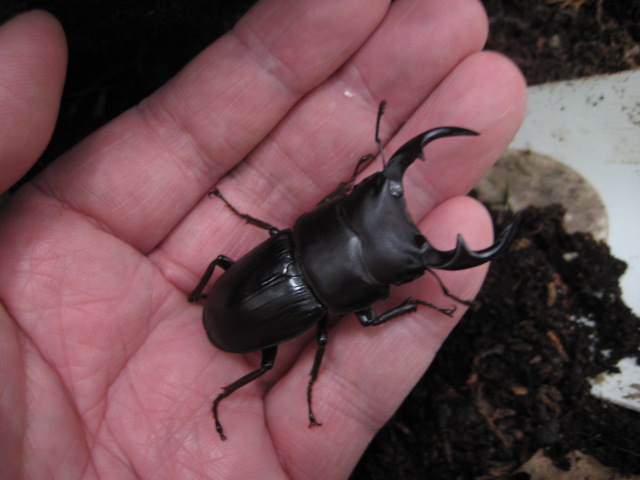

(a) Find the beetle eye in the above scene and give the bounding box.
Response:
[388,181,403,197]
[414,234,426,247]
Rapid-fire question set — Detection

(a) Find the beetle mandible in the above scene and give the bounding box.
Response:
[189,101,519,440]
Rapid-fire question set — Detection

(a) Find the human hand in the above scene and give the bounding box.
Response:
[0,1,526,478]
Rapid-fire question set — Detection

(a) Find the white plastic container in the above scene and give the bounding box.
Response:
[479,70,640,412]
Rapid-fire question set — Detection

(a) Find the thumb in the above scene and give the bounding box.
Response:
[0,10,67,193]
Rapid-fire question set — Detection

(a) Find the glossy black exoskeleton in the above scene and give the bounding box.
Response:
[189,102,519,440]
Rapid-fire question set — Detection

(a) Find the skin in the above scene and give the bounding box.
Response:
[0,1,526,479]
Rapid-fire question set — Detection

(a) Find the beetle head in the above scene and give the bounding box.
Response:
[342,127,480,285]
[383,127,520,272]
[342,126,519,285]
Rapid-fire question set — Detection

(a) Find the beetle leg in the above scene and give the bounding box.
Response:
[317,100,388,204]
[425,268,472,307]
[307,315,329,428]
[210,188,280,236]
[188,255,234,302]
[375,100,387,167]
[212,345,277,441]
[356,298,455,327]
[318,153,374,204]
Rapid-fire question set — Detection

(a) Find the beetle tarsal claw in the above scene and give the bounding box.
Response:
[308,417,323,428]
[414,299,457,317]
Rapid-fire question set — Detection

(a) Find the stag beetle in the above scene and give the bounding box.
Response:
[189,102,519,440]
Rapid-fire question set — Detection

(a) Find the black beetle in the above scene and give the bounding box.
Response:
[190,102,519,440]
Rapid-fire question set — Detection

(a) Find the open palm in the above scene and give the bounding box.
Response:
[0,1,526,478]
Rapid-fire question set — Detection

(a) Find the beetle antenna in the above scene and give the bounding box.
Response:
[375,100,387,167]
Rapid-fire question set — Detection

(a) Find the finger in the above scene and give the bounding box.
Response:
[31,0,390,251]
[267,196,494,479]
[154,0,499,290]
[0,11,66,193]
[395,49,528,213]
[197,0,491,222]
[158,50,525,296]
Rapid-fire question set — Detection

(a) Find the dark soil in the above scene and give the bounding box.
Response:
[483,0,639,84]
[2,0,639,478]
[351,205,640,479]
